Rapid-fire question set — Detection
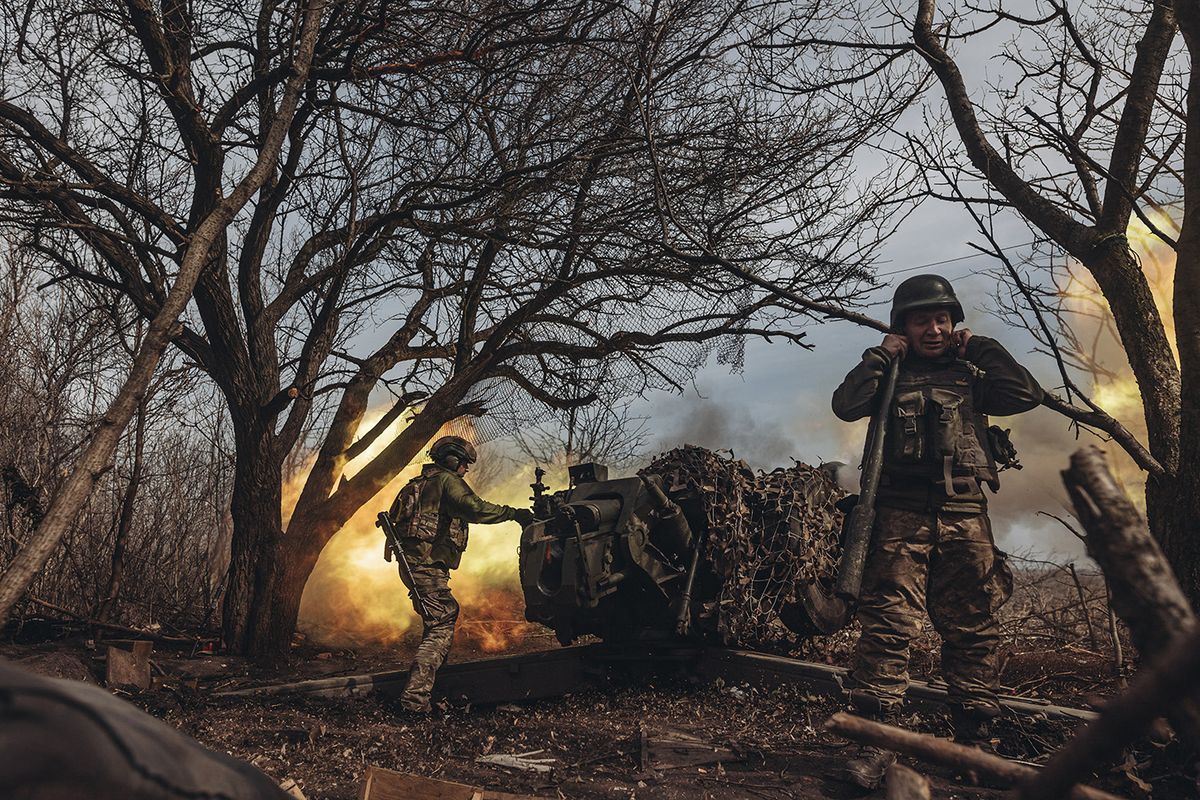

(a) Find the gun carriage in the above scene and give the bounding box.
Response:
[519,447,855,648]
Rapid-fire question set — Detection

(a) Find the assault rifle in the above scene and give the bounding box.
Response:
[376,512,430,618]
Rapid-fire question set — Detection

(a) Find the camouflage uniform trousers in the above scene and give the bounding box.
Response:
[847,506,1014,718]
[399,563,460,713]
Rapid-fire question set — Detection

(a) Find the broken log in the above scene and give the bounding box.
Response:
[885,763,930,800]
[824,713,1121,800]
[1061,446,1200,742]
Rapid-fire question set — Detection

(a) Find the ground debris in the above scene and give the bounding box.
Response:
[638,724,741,770]
[361,765,538,799]
[476,750,557,774]
[105,640,152,691]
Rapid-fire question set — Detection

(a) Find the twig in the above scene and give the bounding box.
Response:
[1067,563,1098,651]
[1103,583,1126,688]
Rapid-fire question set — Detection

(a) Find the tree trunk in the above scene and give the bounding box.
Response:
[252,398,461,662]
[98,395,147,622]
[221,417,285,657]
[1171,0,1200,609]
[0,0,327,626]
[1084,240,1181,475]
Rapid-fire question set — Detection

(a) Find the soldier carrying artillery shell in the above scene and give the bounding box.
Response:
[831,275,1043,788]
[381,435,534,715]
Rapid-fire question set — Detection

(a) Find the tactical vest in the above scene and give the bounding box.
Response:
[881,359,1000,496]
[390,472,470,568]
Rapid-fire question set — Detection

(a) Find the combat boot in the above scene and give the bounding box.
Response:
[843,743,898,789]
[950,704,999,751]
[840,695,900,790]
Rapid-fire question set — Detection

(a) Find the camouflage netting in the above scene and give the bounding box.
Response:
[647,444,846,647]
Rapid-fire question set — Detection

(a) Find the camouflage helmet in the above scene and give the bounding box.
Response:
[889,274,964,331]
[430,435,478,468]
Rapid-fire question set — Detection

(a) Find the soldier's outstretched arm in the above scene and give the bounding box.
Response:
[832,346,895,422]
[443,476,518,524]
[964,336,1044,415]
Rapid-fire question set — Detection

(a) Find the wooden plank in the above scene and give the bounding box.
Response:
[105,643,151,691]
[359,766,478,800]
[358,766,538,800]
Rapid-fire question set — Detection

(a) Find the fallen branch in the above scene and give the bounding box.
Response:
[1017,624,1200,799]
[25,597,203,646]
[476,750,556,774]
[824,713,1121,800]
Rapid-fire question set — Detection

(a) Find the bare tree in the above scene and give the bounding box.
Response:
[0,251,234,631]
[510,362,651,470]
[0,0,915,658]
[0,0,328,625]
[801,1,1200,602]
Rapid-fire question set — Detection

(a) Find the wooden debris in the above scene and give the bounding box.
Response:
[475,750,556,774]
[825,712,1121,800]
[279,777,307,799]
[359,765,537,800]
[1061,445,1200,742]
[885,763,930,800]
[638,725,741,770]
[105,640,152,691]
[1013,447,1200,798]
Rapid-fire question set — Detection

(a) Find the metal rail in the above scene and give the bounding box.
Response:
[217,645,1097,723]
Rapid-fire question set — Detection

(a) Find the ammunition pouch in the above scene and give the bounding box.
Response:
[448,519,469,553]
[881,361,999,495]
[889,391,927,464]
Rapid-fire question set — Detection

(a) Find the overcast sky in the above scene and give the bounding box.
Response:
[618,190,1113,561]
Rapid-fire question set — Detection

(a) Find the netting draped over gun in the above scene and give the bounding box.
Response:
[834,355,901,601]
[376,512,430,619]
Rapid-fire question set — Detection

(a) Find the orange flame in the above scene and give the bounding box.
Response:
[292,408,571,652]
[1055,211,1179,505]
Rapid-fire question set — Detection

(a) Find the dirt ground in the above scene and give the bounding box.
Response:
[4,623,1197,800]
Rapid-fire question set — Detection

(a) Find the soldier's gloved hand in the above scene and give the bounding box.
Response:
[881,333,908,360]
[513,508,536,528]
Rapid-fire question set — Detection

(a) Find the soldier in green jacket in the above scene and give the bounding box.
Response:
[388,435,534,714]
[831,275,1043,788]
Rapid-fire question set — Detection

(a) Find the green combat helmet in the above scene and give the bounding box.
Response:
[429,435,478,470]
[889,274,964,331]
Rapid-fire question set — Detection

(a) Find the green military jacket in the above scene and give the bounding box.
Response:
[388,463,516,569]
[831,335,1043,513]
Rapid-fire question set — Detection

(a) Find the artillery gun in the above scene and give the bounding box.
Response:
[519,446,855,648]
